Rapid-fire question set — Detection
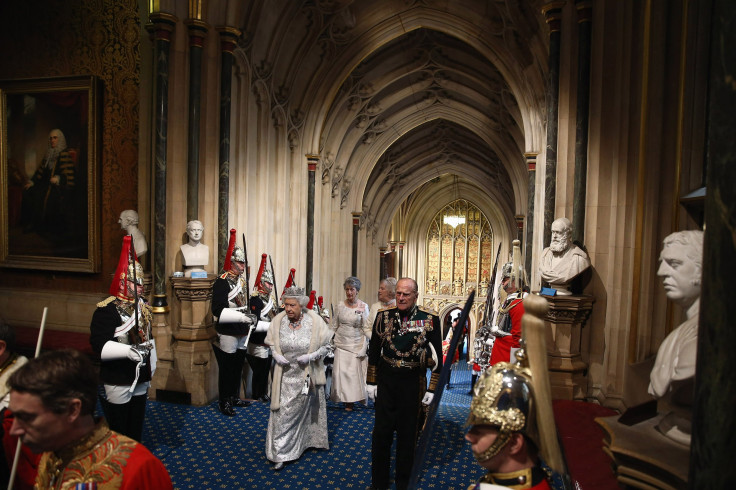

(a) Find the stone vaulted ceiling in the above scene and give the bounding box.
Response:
[234,0,548,238]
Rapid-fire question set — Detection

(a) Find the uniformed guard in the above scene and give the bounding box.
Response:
[366,277,443,490]
[247,253,276,402]
[211,229,256,416]
[464,352,564,490]
[90,235,155,442]
[489,240,528,366]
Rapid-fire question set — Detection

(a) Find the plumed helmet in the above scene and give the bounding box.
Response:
[466,358,538,463]
[254,253,273,294]
[501,240,527,292]
[223,229,237,271]
[307,290,317,310]
[110,235,142,301]
[231,246,245,263]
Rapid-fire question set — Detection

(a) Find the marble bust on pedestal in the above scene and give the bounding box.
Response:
[180,220,209,277]
[118,210,147,258]
[539,217,591,295]
[648,230,702,445]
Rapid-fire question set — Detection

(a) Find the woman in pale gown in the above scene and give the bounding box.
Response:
[265,286,333,470]
[330,276,371,411]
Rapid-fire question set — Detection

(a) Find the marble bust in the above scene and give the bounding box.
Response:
[118,210,148,258]
[181,220,209,277]
[539,217,591,295]
[648,230,702,445]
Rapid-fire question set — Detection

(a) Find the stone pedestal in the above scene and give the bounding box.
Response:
[542,293,594,400]
[150,275,217,406]
[596,414,688,489]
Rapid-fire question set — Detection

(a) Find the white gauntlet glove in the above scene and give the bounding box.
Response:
[101,341,141,362]
[422,392,434,406]
[366,384,377,402]
[272,352,290,366]
[296,349,324,366]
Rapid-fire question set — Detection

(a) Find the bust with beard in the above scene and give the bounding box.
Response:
[539,218,590,295]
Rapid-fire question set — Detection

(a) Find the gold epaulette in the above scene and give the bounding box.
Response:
[377,305,394,312]
[96,296,117,308]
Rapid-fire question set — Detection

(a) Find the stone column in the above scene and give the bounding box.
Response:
[691,0,736,484]
[146,13,176,314]
[306,155,318,292]
[351,212,361,276]
[216,27,241,270]
[398,241,405,279]
[379,246,387,279]
[541,1,565,247]
[542,294,594,400]
[572,0,592,245]
[185,18,208,221]
[514,215,525,244]
[524,152,538,275]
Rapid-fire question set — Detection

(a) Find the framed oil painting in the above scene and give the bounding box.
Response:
[0,75,100,272]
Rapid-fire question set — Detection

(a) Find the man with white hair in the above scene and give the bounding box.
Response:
[539,217,591,295]
[21,128,76,233]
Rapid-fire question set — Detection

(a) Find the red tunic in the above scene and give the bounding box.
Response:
[34,420,172,489]
[489,298,524,366]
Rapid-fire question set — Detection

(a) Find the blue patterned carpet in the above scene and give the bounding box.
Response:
[139,363,483,489]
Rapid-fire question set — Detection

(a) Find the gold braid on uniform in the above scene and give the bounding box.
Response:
[379,310,430,359]
[367,364,377,384]
[428,372,440,391]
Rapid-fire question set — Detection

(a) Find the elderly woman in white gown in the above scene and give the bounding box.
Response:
[330,276,371,411]
[265,286,333,470]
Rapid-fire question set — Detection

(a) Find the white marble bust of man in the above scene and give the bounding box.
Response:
[539,217,591,295]
[648,230,702,444]
[181,220,209,276]
[118,210,148,258]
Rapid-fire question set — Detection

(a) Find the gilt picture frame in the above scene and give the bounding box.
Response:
[0,75,100,272]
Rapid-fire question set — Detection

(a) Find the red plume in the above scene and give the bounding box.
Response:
[282,268,296,296]
[223,229,236,271]
[307,290,316,310]
[318,296,324,309]
[110,235,139,300]
[254,253,267,292]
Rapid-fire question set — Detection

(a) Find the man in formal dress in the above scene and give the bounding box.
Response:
[211,230,256,416]
[366,277,443,490]
[7,349,172,489]
[247,253,276,402]
[89,235,155,442]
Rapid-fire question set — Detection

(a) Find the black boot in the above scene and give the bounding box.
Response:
[467,373,477,395]
[231,349,250,407]
[218,399,235,416]
[213,343,236,415]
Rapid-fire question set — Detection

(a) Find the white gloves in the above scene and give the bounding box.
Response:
[296,350,322,365]
[357,343,368,359]
[272,352,290,366]
[101,341,142,362]
[254,320,271,333]
[366,384,377,402]
[219,307,255,325]
[422,392,434,406]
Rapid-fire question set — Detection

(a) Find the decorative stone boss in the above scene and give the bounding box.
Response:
[539,217,590,295]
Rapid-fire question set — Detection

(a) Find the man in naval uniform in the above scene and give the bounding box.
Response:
[89,235,155,442]
[247,253,276,402]
[366,277,443,490]
[211,229,256,416]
